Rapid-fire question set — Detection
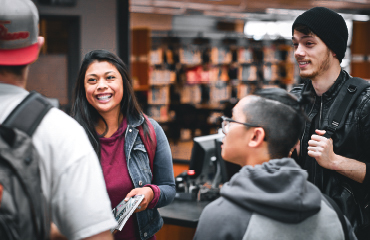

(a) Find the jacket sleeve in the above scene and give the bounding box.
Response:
[289,84,305,166]
[358,91,370,188]
[345,216,359,240]
[149,118,176,208]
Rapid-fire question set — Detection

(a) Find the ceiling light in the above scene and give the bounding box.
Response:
[352,14,370,21]
[265,8,304,16]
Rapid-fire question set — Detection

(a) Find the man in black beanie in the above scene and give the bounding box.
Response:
[291,7,370,240]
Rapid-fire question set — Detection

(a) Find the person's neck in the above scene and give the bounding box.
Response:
[0,72,27,88]
[311,65,342,97]
[243,147,271,167]
[97,111,123,138]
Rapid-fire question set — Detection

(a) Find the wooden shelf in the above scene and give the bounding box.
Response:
[133,85,149,91]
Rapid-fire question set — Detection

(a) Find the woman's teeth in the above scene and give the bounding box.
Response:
[97,94,112,100]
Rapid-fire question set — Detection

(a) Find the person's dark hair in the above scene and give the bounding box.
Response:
[70,50,151,158]
[243,88,306,159]
[0,65,27,76]
[293,23,314,36]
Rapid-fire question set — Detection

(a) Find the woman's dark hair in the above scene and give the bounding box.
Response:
[70,50,151,158]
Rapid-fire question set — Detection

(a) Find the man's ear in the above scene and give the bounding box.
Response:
[248,127,265,148]
[330,49,336,57]
[37,36,45,54]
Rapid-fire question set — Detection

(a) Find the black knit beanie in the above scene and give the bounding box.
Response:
[292,7,348,63]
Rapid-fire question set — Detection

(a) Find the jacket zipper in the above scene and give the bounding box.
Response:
[300,96,316,159]
[316,97,323,188]
[343,184,358,205]
[319,97,323,128]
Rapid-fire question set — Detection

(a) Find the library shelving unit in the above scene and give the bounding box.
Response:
[131,28,299,142]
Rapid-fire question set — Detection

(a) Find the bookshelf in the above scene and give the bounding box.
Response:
[131,28,298,142]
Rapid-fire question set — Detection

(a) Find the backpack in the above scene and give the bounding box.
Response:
[138,114,157,176]
[323,194,351,240]
[0,91,53,240]
[319,77,370,237]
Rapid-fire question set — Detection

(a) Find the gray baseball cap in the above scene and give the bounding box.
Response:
[0,0,40,66]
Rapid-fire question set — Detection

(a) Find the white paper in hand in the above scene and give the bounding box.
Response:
[111,194,144,233]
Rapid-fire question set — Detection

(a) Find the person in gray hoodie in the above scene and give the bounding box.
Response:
[193,88,356,240]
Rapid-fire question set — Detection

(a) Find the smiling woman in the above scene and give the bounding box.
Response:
[84,61,124,132]
[70,50,176,240]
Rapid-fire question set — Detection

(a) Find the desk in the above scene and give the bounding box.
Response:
[156,199,211,240]
[159,199,211,228]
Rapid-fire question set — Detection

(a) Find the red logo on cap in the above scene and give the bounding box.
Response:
[0,21,30,41]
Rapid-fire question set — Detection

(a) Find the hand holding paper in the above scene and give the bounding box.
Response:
[110,194,144,233]
[124,187,154,213]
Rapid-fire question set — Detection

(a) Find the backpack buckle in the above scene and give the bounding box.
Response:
[331,121,339,127]
[348,85,357,93]
[324,125,337,138]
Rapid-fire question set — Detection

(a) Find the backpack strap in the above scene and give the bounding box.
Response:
[137,114,157,175]
[323,194,350,240]
[1,91,52,239]
[3,91,53,136]
[323,77,370,139]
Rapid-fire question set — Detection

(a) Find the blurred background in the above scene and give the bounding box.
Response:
[27,1,370,238]
[28,0,370,164]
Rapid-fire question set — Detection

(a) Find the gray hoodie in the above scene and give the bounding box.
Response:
[193,158,356,240]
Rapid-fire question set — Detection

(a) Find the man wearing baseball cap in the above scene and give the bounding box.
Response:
[0,0,116,239]
[291,7,370,239]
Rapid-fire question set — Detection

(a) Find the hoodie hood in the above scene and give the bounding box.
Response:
[221,158,321,223]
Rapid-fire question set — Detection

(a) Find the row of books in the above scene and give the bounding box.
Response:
[146,64,293,84]
[148,86,170,104]
[146,82,292,123]
[147,82,234,105]
[149,68,176,85]
[146,105,170,123]
[185,66,229,83]
[209,82,231,104]
[147,45,295,65]
[180,84,202,104]
[183,64,286,82]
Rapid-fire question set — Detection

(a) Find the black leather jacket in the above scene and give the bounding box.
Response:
[291,70,370,196]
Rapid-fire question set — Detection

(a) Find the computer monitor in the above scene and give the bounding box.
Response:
[188,131,241,187]
[188,133,223,186]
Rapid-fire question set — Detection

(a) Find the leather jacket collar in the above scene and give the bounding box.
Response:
[303,70,349,103]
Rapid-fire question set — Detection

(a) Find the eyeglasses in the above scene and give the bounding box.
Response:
[221,116,261,134]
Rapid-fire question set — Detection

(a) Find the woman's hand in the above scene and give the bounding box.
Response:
[124,187,154,213]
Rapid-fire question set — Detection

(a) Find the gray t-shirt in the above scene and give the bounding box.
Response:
[0,83,116,239]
